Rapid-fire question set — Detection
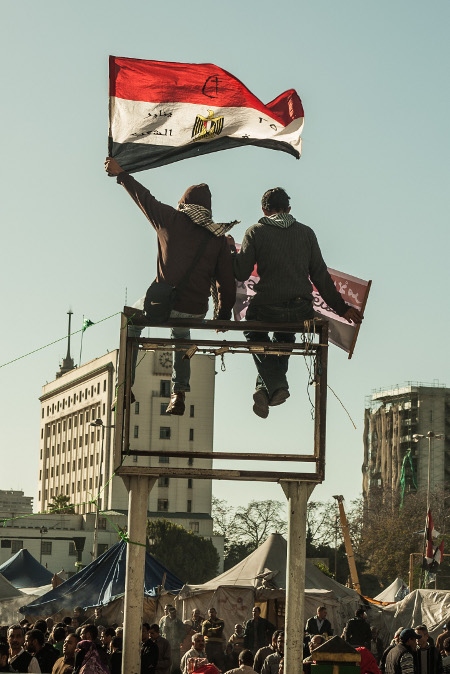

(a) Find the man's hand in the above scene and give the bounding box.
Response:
[343,306,363,324]
[105,156,125,176]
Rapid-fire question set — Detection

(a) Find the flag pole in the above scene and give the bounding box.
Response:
[79,314,85,366]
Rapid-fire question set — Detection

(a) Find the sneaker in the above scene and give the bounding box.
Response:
[253,389,269,419]
[166,392,186,416]
[269,388,290,406]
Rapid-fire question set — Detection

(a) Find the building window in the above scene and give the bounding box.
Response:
[160,403,168,415]
[103,379,106,392]
[0,540,11,549]
[41,541,52,556]
[159,456,170,464]
[190,522,199,533]
[158,477,170,488]
[11,540,23,554]
[188,457,194,466]
[134,425,139,438]
[135,401,140,415]
[190,405,195,417]
[189,429,194,441]
[79,437,82,448]
[98,543,108,555]
[157,499,169,512]
[160,380,171,397]
[160,427,171,440]
[68,541,77,556]
[90,455,93,466]
[99,518,107,530]
[187,500,192,513]
[42,408,44,419]
[187,478,193,489]
[89,478,92,489]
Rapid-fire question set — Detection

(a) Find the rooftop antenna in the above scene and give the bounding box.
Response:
[56,309,75,378]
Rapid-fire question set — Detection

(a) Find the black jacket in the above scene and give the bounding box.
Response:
[305,616,333,636]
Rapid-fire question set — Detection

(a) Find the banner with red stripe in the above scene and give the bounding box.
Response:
[109,56,304,172]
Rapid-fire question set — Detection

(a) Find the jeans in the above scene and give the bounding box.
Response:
[244,299,314,398]
[127,308,205,392]
[170,309,206,392]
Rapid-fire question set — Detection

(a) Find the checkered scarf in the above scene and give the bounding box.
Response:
[259,213,296,228]
[178,203,239,236]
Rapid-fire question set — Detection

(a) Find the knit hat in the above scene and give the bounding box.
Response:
[179,184,211,210]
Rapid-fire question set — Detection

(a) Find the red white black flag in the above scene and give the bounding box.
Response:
[109,56,304,172]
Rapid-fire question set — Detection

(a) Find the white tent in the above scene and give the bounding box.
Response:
[374,578,409,603]
[0,573,25,625]
[378,589,450,640]
[177,533,362,638]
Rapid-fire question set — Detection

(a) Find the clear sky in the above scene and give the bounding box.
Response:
[1,0,449,512]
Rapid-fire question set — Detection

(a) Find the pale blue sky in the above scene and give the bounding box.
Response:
[1,1,449,511]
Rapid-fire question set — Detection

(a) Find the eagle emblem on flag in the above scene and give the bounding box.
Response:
[191,109,224,140]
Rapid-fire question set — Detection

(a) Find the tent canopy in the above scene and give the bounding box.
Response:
[178,533,362,637]
[20,540,183,617]
[374,578,409,603]
[0,549,54,589]
[0,573,23,600]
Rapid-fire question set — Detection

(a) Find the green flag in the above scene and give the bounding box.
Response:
[82,319,94,332]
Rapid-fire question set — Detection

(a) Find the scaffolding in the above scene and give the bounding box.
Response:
[113,307,330,674]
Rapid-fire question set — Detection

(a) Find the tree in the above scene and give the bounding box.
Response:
[212,497,287,569]
[48,494,75,514]
[146,519,219,584]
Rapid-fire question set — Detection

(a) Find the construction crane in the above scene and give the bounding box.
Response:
[333,495,361,594]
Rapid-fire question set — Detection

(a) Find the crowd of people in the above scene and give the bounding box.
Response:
[1,603,449,674]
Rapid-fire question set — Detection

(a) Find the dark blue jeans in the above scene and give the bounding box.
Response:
[244,299,314,398]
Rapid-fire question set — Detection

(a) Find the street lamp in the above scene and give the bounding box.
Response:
[413,431,444,510]
[89,418,115,560]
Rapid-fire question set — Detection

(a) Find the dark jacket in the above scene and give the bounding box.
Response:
[243,617,276,651]
[344,617,372,648]
[233,217,349,315]
[305,616,333,637]
[416,646,443,674]
[36,643,60,673]
[385,643,415,674]
[117,173,236,317]
[141,638,159,674]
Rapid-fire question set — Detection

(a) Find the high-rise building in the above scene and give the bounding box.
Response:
[38,345,216,538]
[0,490,33,515]
[362,382,449,505]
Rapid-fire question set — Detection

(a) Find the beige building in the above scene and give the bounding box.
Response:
[0,490,33,515]
[363,382,449,505]
[38,347,217,539]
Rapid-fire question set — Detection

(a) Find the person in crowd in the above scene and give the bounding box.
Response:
[229,625,245,664]
[73,640,110,674]
[385,629,421,674]
[380,627,404,673]
[436,625,450,655]
[261,633,284,674]
[184,611,204,635]
[52,633,81,674]
[303,634,326,673]
[180,633,207,674]
[110,637,122,674]
[8,624,40,673]
[24,628,60,673]
[101,629,117,655]
[244,608,275,655]
[149,624,172,674]
[441,638,450,674]
[79,625,109,670]
[202,608,225,670]
[355,647,381,674]
[343,609,372,649]
[73,608,88,627]
[305,607,333,638]
[415,624,443,674]
[52,627,67,656]
[0,642,13,673]
[369,627,384,665]
[141,623,159,674]
[224,649,258,674]
[254,631,282,674]
[160,607,187,674]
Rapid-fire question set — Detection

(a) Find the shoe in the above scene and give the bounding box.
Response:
[269,388,290,406]
[253,389,269,419]
[166,392,185,416]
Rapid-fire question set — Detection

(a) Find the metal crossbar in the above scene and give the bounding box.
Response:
[113,307,329,484]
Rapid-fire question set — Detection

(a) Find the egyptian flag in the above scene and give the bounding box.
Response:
[109,57,304,172]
